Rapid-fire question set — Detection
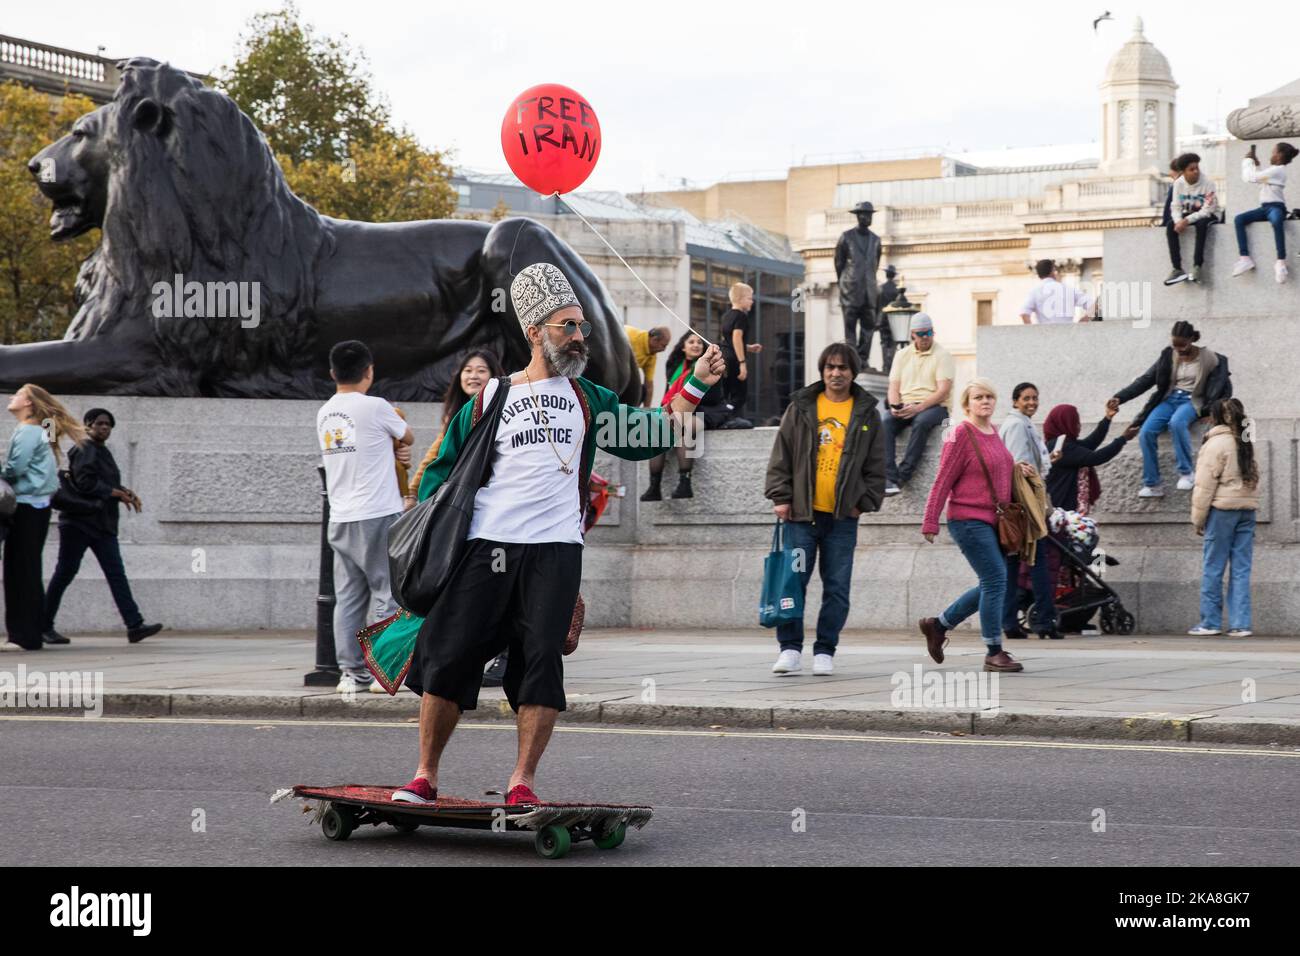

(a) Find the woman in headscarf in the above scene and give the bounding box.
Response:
[1043,403,1138,514]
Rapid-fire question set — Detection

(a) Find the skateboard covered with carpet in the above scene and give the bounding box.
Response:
[276,784,652,859]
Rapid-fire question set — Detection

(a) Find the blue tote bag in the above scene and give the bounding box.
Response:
[759,520,804,628]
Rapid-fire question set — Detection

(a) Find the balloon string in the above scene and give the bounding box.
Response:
[554,192,714,348]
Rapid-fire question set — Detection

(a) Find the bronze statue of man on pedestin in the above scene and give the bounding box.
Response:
[833,201,884,372]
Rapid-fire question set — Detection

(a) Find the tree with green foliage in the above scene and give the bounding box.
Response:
[219,2,455,222]
[0,82,98,345]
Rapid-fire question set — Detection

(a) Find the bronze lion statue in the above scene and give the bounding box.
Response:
[10,57,638,401]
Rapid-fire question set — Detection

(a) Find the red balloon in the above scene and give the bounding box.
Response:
[501,83,601,196]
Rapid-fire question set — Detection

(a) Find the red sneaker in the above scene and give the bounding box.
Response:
[392,777,438,804]
[505,784,539,806]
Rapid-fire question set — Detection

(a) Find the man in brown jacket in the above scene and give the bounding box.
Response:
[764,343,887,676]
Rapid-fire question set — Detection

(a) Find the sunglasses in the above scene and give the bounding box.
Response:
[542,319,592,337]
[912,330,933,338]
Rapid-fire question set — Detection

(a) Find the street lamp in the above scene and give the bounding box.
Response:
[882,279,919,358]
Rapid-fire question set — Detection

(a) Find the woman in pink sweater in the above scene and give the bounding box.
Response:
[918,378,1029,673]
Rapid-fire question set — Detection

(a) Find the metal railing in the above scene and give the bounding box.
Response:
[0,35,108,82]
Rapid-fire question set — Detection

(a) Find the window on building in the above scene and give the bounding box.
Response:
[688,253,804,422]
[975,296,995,327]
[455,183,472,208]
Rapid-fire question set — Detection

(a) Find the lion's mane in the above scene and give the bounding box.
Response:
[71,57,332,396]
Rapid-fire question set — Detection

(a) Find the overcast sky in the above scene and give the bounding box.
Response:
[7,0,1297,193]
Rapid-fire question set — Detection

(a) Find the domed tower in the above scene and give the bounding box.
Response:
[1099,17,1177,176]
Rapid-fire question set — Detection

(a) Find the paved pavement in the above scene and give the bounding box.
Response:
[3,715,1297,865]
[4,628,1300,745]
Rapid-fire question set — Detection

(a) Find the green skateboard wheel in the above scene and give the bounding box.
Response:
[593,823,627,850]
[534,824,571,859]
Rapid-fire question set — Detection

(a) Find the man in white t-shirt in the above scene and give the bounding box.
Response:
[317,340,413,692]
[392,262,726,808]
[1019,259,1096,324]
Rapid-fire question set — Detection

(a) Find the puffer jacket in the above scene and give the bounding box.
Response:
[1191,424,1260,531]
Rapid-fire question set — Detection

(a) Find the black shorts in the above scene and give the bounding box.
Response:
[405,538,582,713]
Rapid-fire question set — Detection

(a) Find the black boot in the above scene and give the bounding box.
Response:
[671,471,694,499]
[640,473,662,501]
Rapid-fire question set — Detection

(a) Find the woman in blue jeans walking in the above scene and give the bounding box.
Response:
[1189,399,1259,637]
[918,379,1033,674]
[1108,321,1231,498]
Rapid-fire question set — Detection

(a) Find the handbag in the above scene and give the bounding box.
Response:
[758,519,804,628]
[51,470,101,516]
[964,423,1029,555]
[387,375,512,616]
[0,477,15,518]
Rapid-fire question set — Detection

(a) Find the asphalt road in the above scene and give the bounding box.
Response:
[3,715,1298,866]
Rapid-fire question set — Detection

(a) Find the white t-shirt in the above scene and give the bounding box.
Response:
[1020,277,1094,325]
[468,376,586,545]
[317,391,406,522]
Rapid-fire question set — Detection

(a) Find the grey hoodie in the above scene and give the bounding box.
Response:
[999,409,1050,478]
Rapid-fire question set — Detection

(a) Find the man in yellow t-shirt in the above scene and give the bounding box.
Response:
[814,392,854,513]
[624,325,670,406]
[763,343,887,677]
[881,312,953,495]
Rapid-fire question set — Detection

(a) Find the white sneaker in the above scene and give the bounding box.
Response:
[1232,256,1255,277]
[1187,626,1222,636]
[1176,475,1194,491]
[771,649,802,674]
[884,484,901,496]
[813,653,834,676]
[1227,628,1253,637]
[1276,261,1289,283]
[0,642,25,653]
[336,674,373,694]
[1138,484,1165,498]
[369,680,391,694]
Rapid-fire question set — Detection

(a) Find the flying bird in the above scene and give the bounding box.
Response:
[1093,11,1113,32]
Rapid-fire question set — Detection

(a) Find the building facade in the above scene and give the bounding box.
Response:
[644,20,1228,395]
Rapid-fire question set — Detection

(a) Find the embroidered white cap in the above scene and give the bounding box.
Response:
[510,262,581,335]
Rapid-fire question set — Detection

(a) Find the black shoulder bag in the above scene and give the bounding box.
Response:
[387,376,511,615]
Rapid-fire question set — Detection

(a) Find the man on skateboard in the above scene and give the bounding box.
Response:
[393,262,725,807]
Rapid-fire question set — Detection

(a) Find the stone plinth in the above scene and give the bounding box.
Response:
[4,379,1297,636]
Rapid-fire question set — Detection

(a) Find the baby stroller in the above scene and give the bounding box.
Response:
[1013,509,1136,635]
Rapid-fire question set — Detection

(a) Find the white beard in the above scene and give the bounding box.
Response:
[543,337,588,378]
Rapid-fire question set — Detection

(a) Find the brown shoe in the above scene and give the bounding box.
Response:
[918,617,948,664]
[983,650,1024,673]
